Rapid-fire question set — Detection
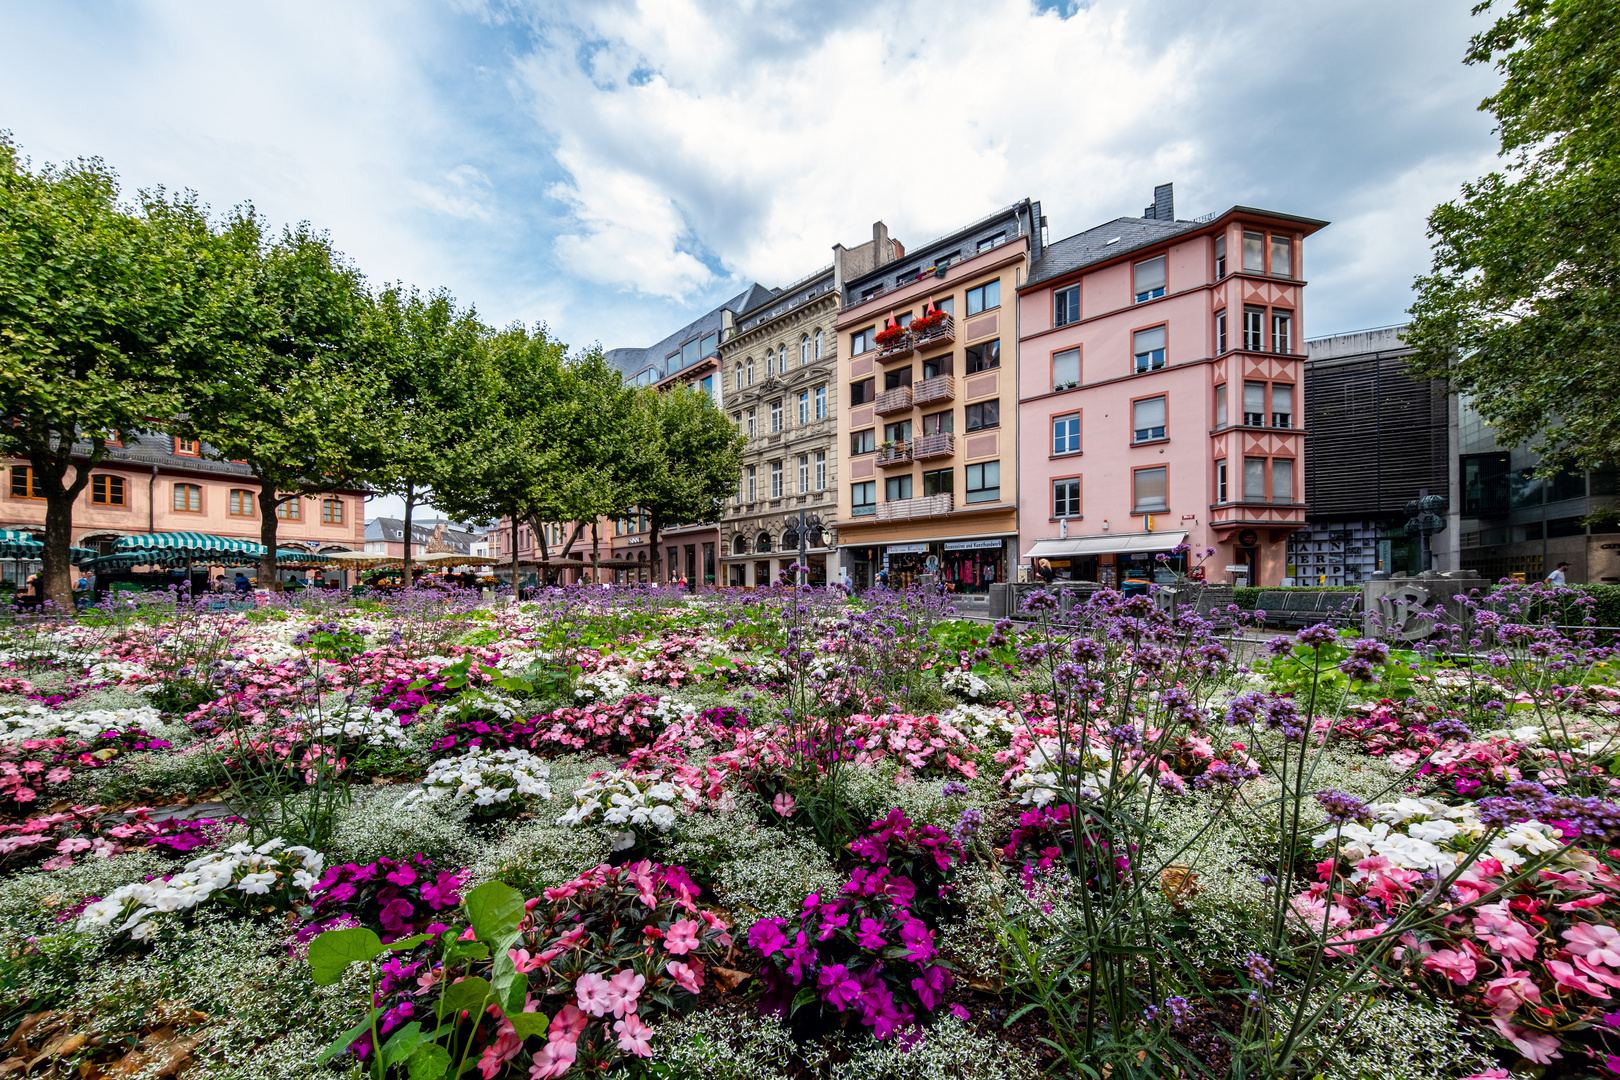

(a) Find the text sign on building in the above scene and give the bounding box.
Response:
[887,543,928,555]
[943,539,1003,551]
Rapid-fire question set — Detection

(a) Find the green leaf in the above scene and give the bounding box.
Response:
[314,1007,383,1065]
[789,986,820,1016]
[502,971,529,1015]
[308,927,385,986]
[379,1022,426,1068]
[505,1011,550,1040]
[464,881,525,946]
[442,941,489,963]
[407,1042,452,1080]
[388,933,431,952]
[439,976,493,1018]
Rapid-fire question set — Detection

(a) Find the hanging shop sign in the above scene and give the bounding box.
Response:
[1238,529,1259,548]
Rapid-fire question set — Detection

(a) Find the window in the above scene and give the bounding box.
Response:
[1216,459,1229,503]
[850,429,876,455]
[1132,326,1166,373]
[965,400,1000,431]
[766,349,775,376]
[770,461,783,498]
[747,466,757,502]
[886,475,913,501]
[1215,384,1228,428]
[1271,459,1294,503]
[228,488,254,515]
[884,419,912,444]
[1271,384,1293,428]
[746,409,757,437]
[923,352,952,379]
[965,461,1000,504]
[966,280,1000,315]
[798,454,810,494]
[1243,306,1264,351]
[322,498,344,524]
[277,497,301,520]
[1052,348,1079,390]
[800,335,810,366]
[1243,382,1266,426]
[746,359,755,385]
[174,438,200,457]
[850,378,874,406]
[814,385,827,419]
[851,328,874,354]
[884,366,913,391]
[1243,457,1266,500]
[770,400,782,433]
[815,329,824,358]
[1133,255,1166,302]
[798,391,810,425]
[1054,286,1079,327]
[852,481,877,516]
[1270,234,1292,278]
[935,296,954,318]
[977,232,1006,252]
[814,451,826,490]
[1053,413,1080,455]
[1215,235,1227,278]
[923,468,953,496]
[1132,396,1167,442]
[1243,230,1265,272]
[1054,479,1081,518]
[1271,310,1292,354]
[964,340,1000,374]
[1133,466,1167,512]
[732,411,742,432]
[922,410,953,435]
[1215,309,1227,354]
[700,374,715,401]
[173,483,202,513]
[735,364,744,391]
[88,474,126,506]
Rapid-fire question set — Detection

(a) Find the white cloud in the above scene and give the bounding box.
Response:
[412,164,497,221]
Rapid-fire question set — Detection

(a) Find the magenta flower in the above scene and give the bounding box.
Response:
[855,917,888,949]
[748,919,788,958]
[817,963,863,1011]
[898,917,936,962]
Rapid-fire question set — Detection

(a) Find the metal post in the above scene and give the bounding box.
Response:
[798,508,807,587]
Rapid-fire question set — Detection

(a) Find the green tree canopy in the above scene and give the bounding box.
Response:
[627,383,745,584]
[1407,0,1620,472]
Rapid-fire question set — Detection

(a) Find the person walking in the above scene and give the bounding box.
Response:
[1547,561,1571,586]
[233,572,251,594]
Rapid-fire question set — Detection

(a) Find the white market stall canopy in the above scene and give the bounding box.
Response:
[1024,531,1188,560]
[325,551,401,570]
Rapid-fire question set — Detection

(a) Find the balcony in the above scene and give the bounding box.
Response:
[874,493,953,520]
[873,385,913,416]
[876,332,914,361]
[912,315,955,351]
[912,432,955,460]
[876,442,913,468]
[912,375,955,407]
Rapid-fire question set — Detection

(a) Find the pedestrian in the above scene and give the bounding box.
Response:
[212,574,227,593]
[876,567,890,590]
[234,572,251,594]
[1035,558,1056,584]
[838,568,854,597]
[1547,561,1571,586]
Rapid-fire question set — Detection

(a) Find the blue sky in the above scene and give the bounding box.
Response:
[0,0,1503,515]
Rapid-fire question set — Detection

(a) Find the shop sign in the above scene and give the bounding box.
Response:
[1237,529,1259,548]
[1224,565,1249,572]
[887,543,929,554]
[942,539,1004,551]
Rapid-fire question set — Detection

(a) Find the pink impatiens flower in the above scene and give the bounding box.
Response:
[1421,948,1478,986]
[575,972,614,1016]
[666,960,704,995]
[605,969,646,1018]
[664,919,702,955]
[1489,1015,1562,1065]
[528,1037,577,1079]
[1563,922,1620,967]
[1546,959,1612,998]
[772,792,796,816]
[614,1012,654,1058]
[1483,963,1542,1015]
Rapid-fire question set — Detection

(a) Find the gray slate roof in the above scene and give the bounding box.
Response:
[605,283,774,380]
[364,517,482,553]
[1025,216,1202,289]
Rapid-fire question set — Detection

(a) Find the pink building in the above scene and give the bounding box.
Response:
[1017,185,1327,587]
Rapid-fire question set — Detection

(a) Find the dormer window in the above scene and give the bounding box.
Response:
[174,438,200,457]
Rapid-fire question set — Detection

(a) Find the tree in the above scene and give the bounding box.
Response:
[1407,0,1620,473]
[370,286,484,581]
[180,214,387,589]
[627,383,746,586]
[0,136,230,608]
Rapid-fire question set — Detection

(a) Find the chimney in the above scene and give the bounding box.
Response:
[1144,183,1174,221]
[873,221,893,268]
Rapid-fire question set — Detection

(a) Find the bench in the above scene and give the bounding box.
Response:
[1254,590,1362,628]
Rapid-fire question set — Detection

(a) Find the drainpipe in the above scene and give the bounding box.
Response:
[148,465,157,533]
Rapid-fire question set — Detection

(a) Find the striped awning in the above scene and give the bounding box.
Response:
[0,530,96,563]
[114,532,267,557]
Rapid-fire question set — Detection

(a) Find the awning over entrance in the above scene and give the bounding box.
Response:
[1024,531,1188,560]
[114,532,265,557]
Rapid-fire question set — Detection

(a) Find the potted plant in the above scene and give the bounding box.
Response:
[875,323,909,349]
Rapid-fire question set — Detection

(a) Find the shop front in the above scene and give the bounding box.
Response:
[844,536,1012,594]
[1023,532,1189,588]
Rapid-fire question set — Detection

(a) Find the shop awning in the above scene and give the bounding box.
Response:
[0,530,96,563]
[114,532,266,557]
[1024,531,1188,560]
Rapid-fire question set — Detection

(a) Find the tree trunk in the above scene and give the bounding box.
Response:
[257,485,282,591]
[509,510,519,599]
[33,430,99,612]
[558,523,584,559]
[649,514,663,585]
[591,522,600,585]
[401,483,416,585]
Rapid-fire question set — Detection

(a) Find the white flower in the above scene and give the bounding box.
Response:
[236,872,278,895]
[400,747,553,807]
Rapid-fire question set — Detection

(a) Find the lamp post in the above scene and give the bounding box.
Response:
[1404,492,1448,573]
[783,509,823,587]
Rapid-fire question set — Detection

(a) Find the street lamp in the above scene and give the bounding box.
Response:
[783,510,824,586]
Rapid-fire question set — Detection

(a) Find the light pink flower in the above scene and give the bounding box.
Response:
[772,792,796,816]
[478,1018,523,1079]
[1546,959,1611,998]
[575,972,614,1017]
[1488,1015,1561,1064]
[1421,948,1478,986]
[664,919,703,955]
[529,1037,577,1079]
[604,969,646,1018]
[1483,963,1542,1015]
[509,948,544,973]
[667,959,704,994]
[614,1012,654,1058]
[1473,912,1539,961]
[1563,922,1620,967]
[548,1004,587,1044]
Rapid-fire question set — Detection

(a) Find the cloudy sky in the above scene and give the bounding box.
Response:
[0,0,1503,515]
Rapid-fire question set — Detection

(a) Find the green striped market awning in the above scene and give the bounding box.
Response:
[113,532,267,557]
[0,530,96,563]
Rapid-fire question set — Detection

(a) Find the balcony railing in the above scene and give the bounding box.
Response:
[875,493,953,520]
[873,385,913,416]
[912,375,955,407]
[912,432,955,460]
[876,333,914,361]
[912,315,955,351]
[875,442,913,468]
